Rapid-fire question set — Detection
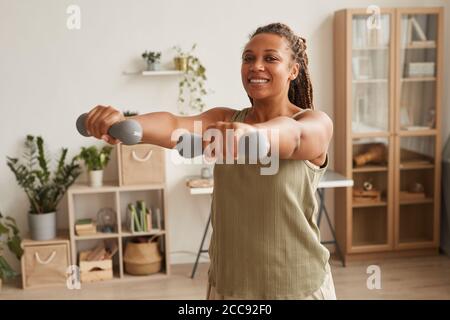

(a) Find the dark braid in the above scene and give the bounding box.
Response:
[246,22,314,110]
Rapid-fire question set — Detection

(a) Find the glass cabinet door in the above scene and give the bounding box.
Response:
[398,13,438,131]
[351,13,391,134]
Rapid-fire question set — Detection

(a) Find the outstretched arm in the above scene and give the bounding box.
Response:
[84,105,235,149]
[254,110,333,162]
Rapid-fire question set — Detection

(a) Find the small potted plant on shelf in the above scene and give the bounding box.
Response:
[142,50,162,71]
[123,110,139,117]
[173,44,211,115]
[78,145,113,188]
[0,211,23,291]
[6,135,81,241]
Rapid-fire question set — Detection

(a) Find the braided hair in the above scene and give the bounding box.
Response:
[246,22,314,110]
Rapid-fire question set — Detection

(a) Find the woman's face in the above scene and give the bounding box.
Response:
[241,33,299,102]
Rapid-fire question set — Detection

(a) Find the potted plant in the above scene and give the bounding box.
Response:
[6,135,81,241]
[142,50,161,71]
[173,44,211,115]
[78,145,113,187]
[0,211,23,290]
[123,110,139,117]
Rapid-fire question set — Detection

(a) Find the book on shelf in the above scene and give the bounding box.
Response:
[127,201,163,233]
[75,218,97,236]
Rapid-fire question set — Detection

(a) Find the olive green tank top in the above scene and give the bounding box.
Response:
[207,107,330,299]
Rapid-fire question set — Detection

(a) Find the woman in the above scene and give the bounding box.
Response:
[83,22,335,300]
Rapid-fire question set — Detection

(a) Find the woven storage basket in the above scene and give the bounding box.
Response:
[124,241,162,275]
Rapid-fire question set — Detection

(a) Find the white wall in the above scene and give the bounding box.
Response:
[1,0,448,272]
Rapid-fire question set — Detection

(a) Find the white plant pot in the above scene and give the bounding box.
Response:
[89,170,104,187]
[28,211,56,241]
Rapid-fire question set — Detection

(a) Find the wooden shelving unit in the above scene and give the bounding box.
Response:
[333,7,443,263]
[67,144,170,282]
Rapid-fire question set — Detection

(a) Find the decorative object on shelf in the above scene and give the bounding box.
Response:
[406,17,429,44]
[0,211,23,289]
[123,110,139,117]
[124,235,163,275]
[201,167,212,179]
[400,106,412,129]
[408,182,425,194]
[142,50,161,71]
[77,145,113,187]
[363,180,374,191]
[353,187,381,203]
[353,143,387,167]
[407,62,435,77]
[79,241,117,283]
[6,135,81,241]
[426,108,436,128]
[173,44,210,114]
[96,208,117,233]
[352,56,373,80]
[75,218,97,236]
[186,178,213,188]
[152,208,162,230]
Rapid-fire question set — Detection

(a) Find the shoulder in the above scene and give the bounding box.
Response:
[295,109,333,133]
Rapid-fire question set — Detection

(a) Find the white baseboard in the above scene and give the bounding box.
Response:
[169,251,210,265]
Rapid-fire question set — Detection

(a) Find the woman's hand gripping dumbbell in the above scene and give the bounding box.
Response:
[76,106,143,145]
[175,122,270,161]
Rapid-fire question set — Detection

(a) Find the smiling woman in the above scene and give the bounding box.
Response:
[80,21,334,300]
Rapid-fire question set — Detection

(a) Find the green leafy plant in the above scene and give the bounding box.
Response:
[141,51,161,64]
[173,44,210,115]
[0,211,23,281]
[123,110,139,117]
[78,145,113,171]
[6,135,82,214]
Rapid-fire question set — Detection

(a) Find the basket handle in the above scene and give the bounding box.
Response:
[35,251,56,265]
[132,150,153,162]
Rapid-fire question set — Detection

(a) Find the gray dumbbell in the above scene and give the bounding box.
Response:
[76,113,143,145]
[175,131,270,160]
[175,133,203,158]
[237,130,270,162]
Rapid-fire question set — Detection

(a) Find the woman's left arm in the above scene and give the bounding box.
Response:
[254,110,333,161]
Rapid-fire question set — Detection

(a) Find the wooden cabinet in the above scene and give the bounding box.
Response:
[67,144,170,282]
[333,7,444,263]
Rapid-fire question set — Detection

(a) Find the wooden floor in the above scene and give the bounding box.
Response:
[1,255,450,299]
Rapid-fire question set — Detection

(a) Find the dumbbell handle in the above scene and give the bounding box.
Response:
[175,131,270,160]
[76,113,143,145]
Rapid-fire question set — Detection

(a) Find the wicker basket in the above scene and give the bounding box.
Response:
[123,241,162,275]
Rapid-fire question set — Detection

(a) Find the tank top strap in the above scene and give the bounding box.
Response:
[230,107,250,123]
[291,108,310,120]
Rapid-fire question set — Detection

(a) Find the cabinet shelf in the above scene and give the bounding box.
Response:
[401,77,436,82]
[399,162,434,170]
[399,198,433,205]
[352,79,388,84]
[74,232,120,240]
[353,46,389,50]
[121,229,166,238]
[353,201,387,208]
[122,70,184,76]
[398,129,437,136]
[353,165,388,173]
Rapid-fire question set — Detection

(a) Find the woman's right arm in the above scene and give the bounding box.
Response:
[84,105,236,149]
